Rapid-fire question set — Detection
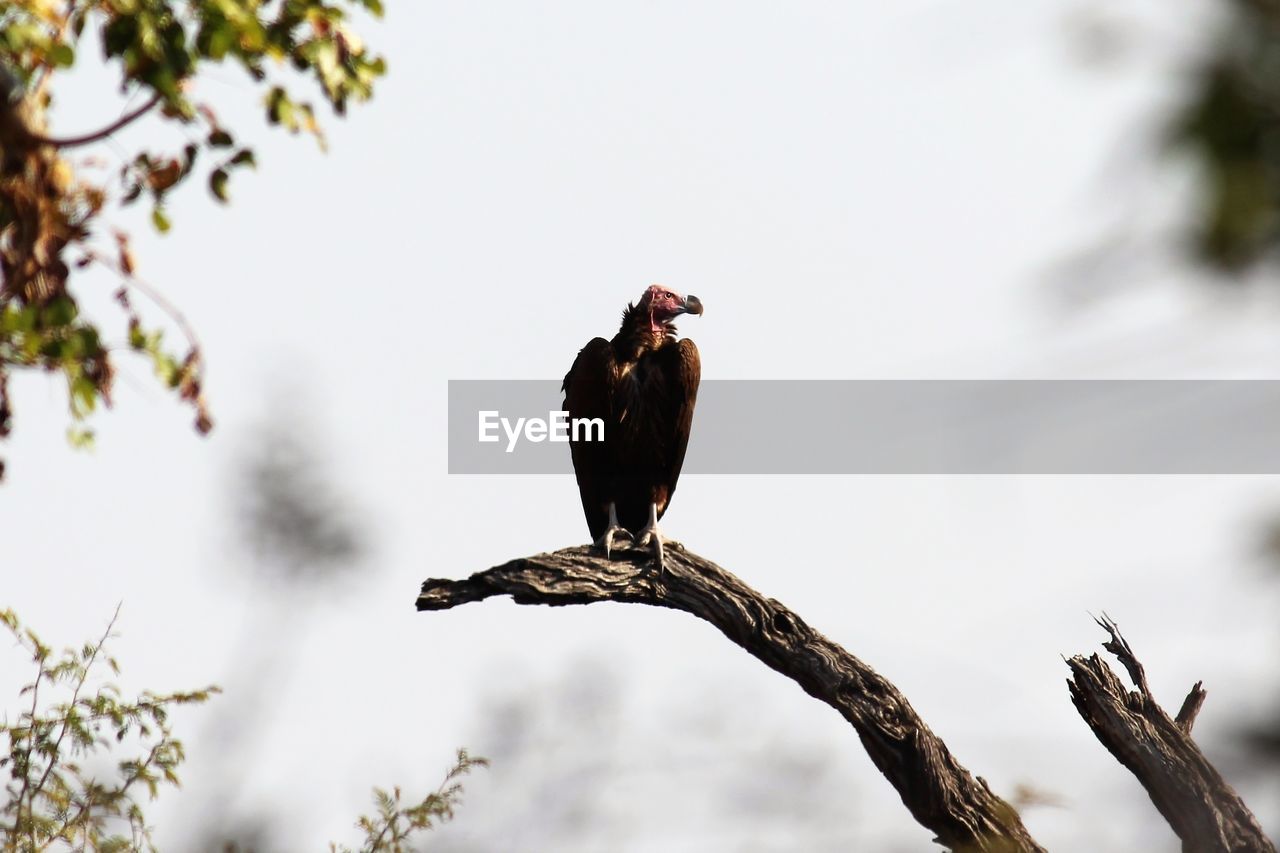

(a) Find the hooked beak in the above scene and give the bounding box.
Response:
[679,294,704,316]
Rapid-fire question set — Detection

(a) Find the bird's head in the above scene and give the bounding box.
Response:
[640,284,703,329]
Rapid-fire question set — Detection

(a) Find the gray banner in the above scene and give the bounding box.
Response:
[448,380,1280,474]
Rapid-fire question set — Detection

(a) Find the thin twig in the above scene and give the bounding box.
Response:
[27,605,121,821]
[1093,611,1150,697]
[86,250,205,364]
[23,94,162,149]
[14,652,44,835]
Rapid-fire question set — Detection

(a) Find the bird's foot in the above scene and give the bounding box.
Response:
[593,526,631,560]
[634,523,666,574]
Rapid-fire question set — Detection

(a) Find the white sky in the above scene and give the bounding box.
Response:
[3,1,1280,850]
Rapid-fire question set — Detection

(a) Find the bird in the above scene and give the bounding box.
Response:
[561,284,703,571]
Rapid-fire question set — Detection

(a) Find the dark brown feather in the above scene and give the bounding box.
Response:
[562,304,701,539]
[562,337,616,539]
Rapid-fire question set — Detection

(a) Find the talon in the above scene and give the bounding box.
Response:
[634,502,667,574]
[592,502,630,560]
[594,525,630,560]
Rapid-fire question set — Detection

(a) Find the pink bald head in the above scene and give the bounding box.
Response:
[640,284,703,322]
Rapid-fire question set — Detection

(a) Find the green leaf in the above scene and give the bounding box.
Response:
[102,13,140,58]
[209,168,229,202]
[266,86,294,127]
[151,207,171,233]
[49,43,75,68]
[69,375,98,417]
[41,297,77,327]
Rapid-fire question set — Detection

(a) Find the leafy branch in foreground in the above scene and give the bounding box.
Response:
[3,606,484,851]
[0,0,387,477]
[331,750,489,853]
[0,605,219,851]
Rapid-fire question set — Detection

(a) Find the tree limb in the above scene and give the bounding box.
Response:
[19,93,161,149]
[1066,616,1274,853]
[418,541,1045,853]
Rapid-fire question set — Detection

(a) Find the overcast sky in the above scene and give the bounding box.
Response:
[3,1,1280,850]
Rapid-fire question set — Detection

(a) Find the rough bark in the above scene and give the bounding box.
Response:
[418,540,1044,853]
[1066,615,1274,853]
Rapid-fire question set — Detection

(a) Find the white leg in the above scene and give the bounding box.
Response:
[633,502,665,572]
[592,502,629,560]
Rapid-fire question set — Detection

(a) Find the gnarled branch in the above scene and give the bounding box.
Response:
[1066,615,1274,853]
[418,541,1044,853]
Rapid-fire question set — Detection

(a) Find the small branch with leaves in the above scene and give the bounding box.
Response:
[2,606,488,851]
[0,606,219,850]
[0,0,387,480]
[331,750,489,853]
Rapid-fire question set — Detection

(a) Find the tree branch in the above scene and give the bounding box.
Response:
[1066,616,1274,853]
[1175,682,1207,735]
[419,541,1045,853]
[22,94,162,149]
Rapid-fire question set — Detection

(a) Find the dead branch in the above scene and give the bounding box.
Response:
[1066,616,1274,853]
[418,541,1044,853]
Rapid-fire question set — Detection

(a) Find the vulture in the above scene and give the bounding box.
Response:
[561,285,703,570]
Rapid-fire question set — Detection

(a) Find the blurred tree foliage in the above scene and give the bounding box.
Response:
[1175,0,1280,272]
[2,608,485,851]
[333,752,490,853]
[1243,515,1280,836]
[0,0,387,479]
[236,414,363,583]
[1,607,217,850]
